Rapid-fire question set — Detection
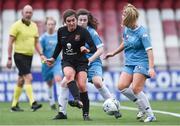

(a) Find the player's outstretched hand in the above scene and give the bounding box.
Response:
[103,53,114,60]
[46,58,55,67]
[80,46,90,53]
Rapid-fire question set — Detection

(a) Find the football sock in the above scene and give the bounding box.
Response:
[121,87,138,102]
[48,85,55,106]
[12,85,23,107]
[67,81,80,100]
[98,85,111,100]
[80,92,89,116]
[136,91,154,116]
[24,84,35,105]
[58,86,69,115]
[121,87,144,112]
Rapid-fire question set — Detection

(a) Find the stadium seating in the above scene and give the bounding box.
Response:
[45,0,62,29]
[0,0,180,70]
[2,0,16,67]
[103,0,121,70]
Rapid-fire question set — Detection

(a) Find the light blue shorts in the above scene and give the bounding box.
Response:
[122,65,150,78]
[87,62,103,83]
[42,63,63,81]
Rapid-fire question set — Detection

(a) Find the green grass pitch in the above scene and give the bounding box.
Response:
[0,101,180,125]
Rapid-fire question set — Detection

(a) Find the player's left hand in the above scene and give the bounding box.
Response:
[40,54,47,64]
[148,68,156,78]
[80,46,90,53]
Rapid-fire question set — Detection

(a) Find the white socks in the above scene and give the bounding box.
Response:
[121,87,154,117]
[48,86,55,106]
[136,91,154,116]
[98,85,112,100]
[58,86,69,115]
[121,88,138,102]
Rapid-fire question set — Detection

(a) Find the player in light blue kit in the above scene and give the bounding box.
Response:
[76,9,121,119]
[40,17,63,110]
[104,4,156,122]
[53,9,121,120]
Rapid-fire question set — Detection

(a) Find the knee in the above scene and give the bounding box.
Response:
[54,76,62,83]
[17,77,24,87]
[94,81,102,89]
[78,83,86,92]
[118,83,127,91]
[131,85,142,94]
[24,74,33,83]
[65,75,74,82]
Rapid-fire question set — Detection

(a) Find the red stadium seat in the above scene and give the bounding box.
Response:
[163,20,178,36]
[59,0,73,12]
[3,0,16,10]
[45,0,58,9]
[0,0,2,11]
[17,0,32,10]
[46,0,62,28]
[166,47,180,66]
[132,0,144,9]
[160,0,173,9]
[103,0,115,10]
[74,0,87,10]
[32,0,44,9]
[176,21,180,38]
[145,0,160,9]
[174,0,180,9]
[117,1,128,11]
[88,0,101,11]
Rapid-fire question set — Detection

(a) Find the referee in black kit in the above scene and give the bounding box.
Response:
[46,9,97,120]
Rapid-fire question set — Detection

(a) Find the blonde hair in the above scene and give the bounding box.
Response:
[45,17,56,25]
[122,4,139,28]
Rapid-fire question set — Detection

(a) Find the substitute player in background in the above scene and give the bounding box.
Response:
[6,5,44,112]
[104,4,156,122]
[40,17,63,110]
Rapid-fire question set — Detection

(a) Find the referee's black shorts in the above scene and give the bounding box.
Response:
[14,53,33,76]
[62,59,88,73]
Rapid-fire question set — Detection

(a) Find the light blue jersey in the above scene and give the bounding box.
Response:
[85,26,104,64]
[40,32,63,81]
[123,26,152,68]
[85,26,104,82]
[122,26,152,78]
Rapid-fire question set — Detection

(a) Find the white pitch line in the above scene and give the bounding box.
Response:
[91,102,180,118]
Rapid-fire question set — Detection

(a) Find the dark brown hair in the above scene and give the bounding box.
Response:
[63,9,77,23]
[76,8,98,30]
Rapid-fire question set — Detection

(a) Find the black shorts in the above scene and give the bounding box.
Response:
[14,53,33,76]
[62,59,88,73]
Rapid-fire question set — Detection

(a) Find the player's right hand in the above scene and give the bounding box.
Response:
[46,58,55,67]
[6,59,12,69]
[103,53,114,59]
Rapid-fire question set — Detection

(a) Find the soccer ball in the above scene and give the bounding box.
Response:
[103,98,120,115]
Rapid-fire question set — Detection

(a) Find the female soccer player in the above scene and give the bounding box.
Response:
[77,9,121,119]
[46,9,96,120]
[104,4,156,122]
[40,17,63,110]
